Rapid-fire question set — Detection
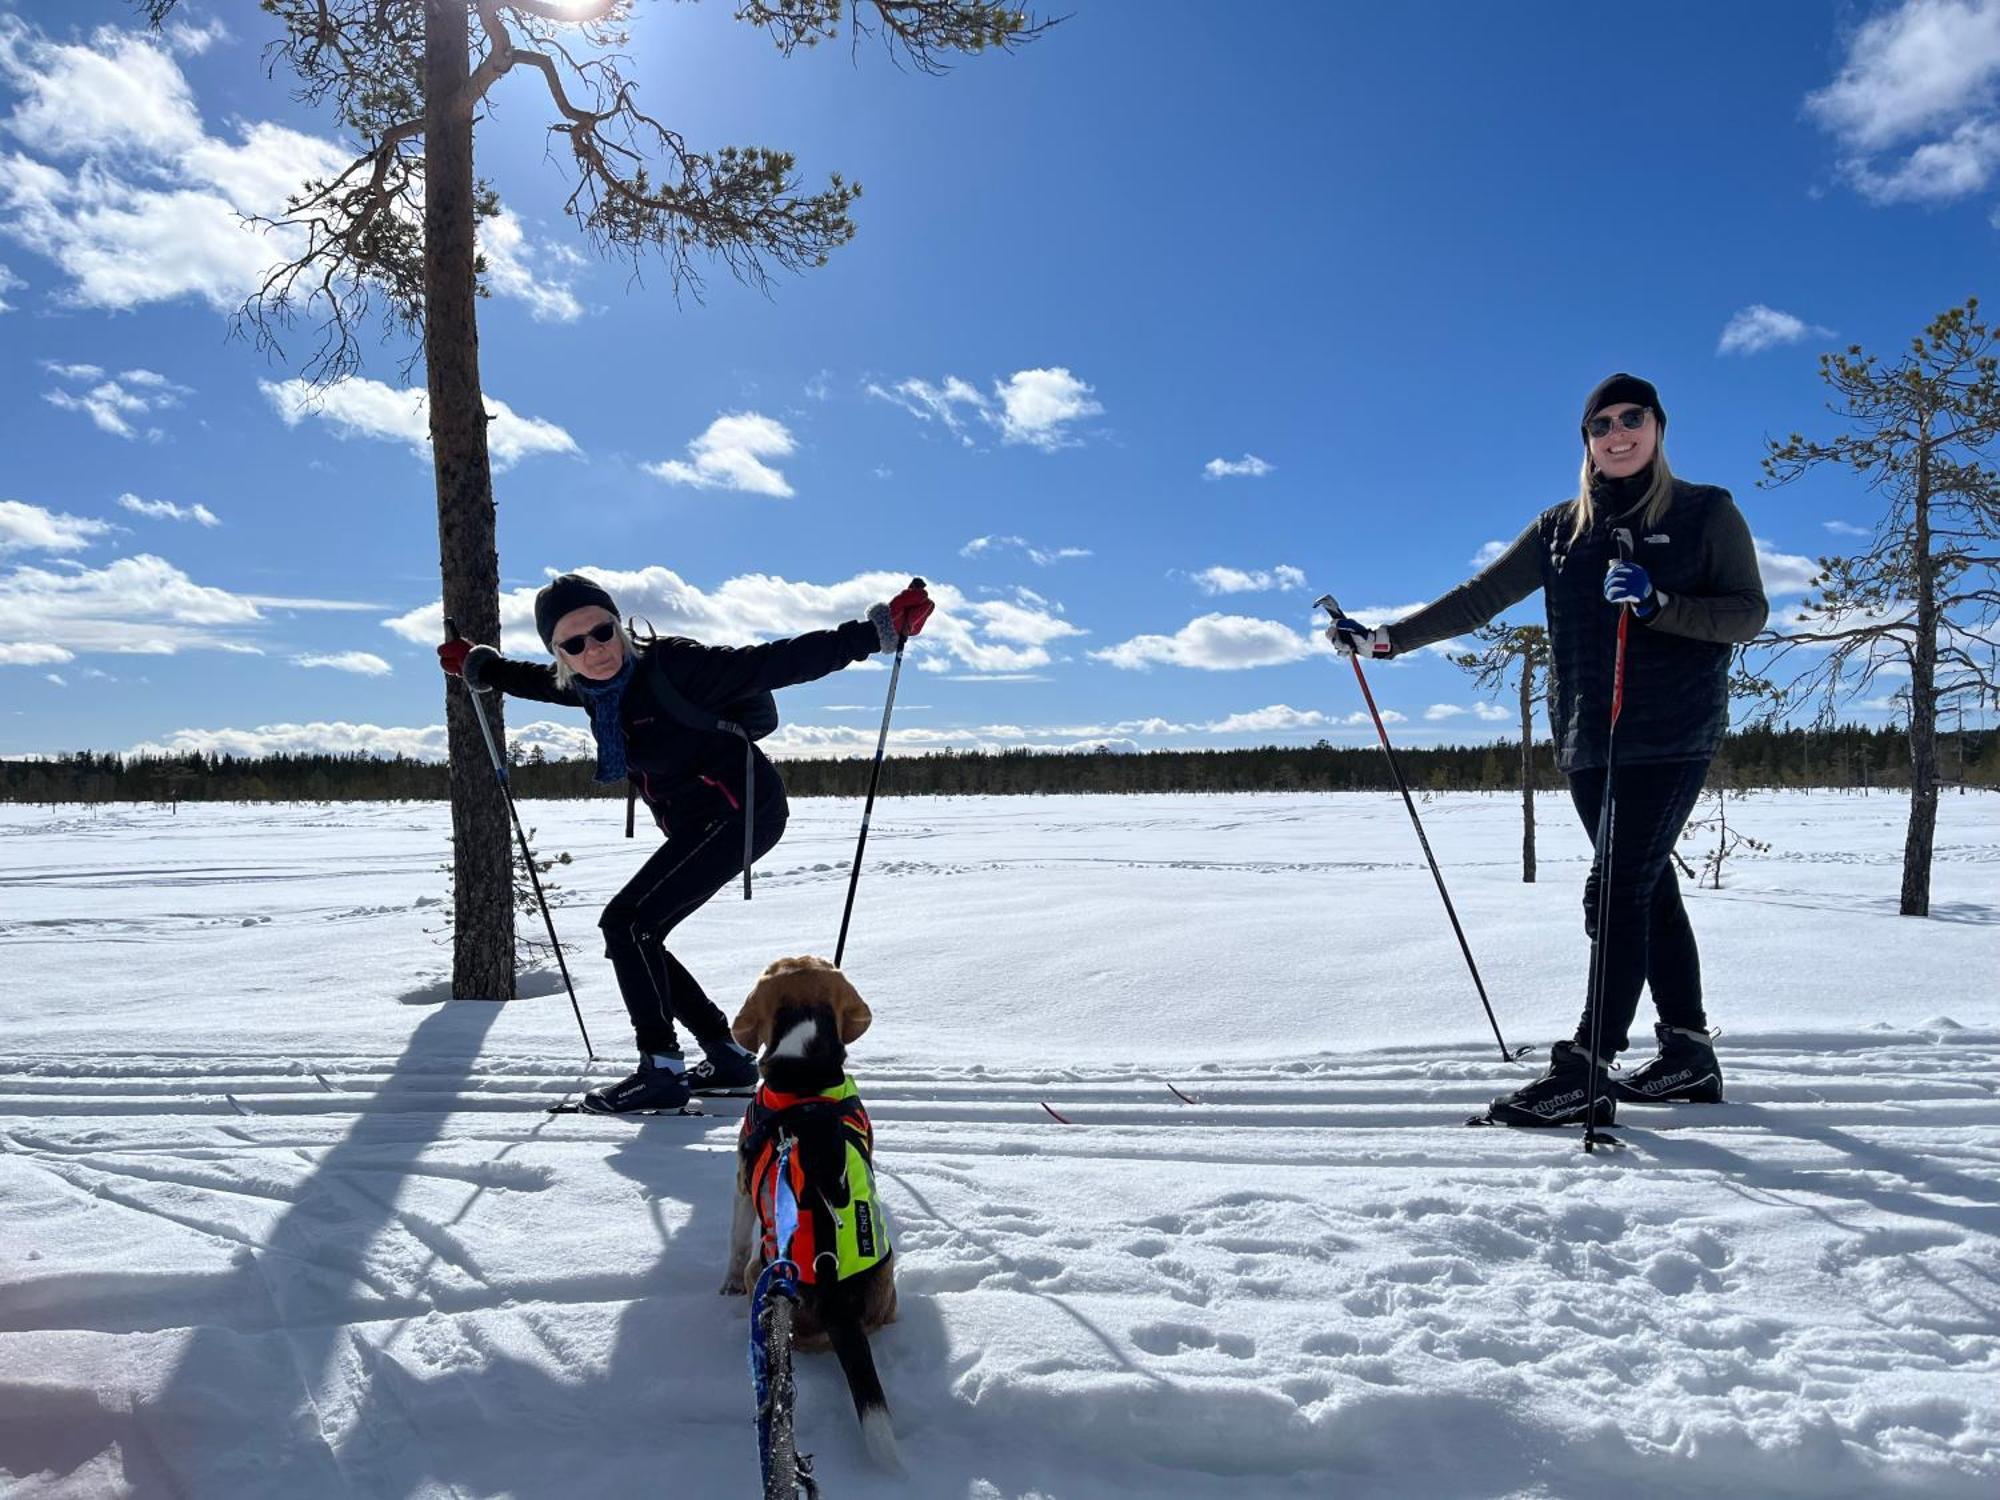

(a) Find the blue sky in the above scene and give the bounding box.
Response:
[0,0,1991,762]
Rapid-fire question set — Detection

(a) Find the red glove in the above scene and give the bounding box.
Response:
[889,583,934,638]
[438,637,471,677]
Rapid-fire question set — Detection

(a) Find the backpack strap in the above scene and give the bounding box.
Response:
[643,650,759,899]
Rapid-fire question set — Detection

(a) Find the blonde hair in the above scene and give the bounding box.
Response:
[552,619,637,690]
[1569,433,1675,540]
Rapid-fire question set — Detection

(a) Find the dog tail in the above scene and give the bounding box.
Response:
[824,1286,902,1474]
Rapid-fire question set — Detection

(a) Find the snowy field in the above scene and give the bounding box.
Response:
[1,789,1995,1499]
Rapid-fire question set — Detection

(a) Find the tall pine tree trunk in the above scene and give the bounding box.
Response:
[1901,456,1939,917]
[426,0,514,996]
[1517,654,1535,883]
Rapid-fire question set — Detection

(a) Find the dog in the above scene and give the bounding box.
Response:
[722,955,900,1471]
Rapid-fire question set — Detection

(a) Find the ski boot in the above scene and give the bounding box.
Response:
[1479,1040,1616,1128]
[1612,1024,1723,1104]
[686,1038,759,1095]
[580,1053,692,1115]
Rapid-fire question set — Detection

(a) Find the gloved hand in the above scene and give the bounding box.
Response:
[1603,560,1664,620]
[1324,615,1394,660]
[461,643,501,693]
[869,582,934,651]
[438,636,472,677]
[889,581,934,638]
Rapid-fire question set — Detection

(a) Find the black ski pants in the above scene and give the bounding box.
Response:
[599,803,787,1057]
[1567,757,1711,1057]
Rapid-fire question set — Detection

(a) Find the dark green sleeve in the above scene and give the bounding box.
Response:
[1387,520,1543,654]
[1645,493,1768,644]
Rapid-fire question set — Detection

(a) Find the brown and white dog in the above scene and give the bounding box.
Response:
[722,955,900,1470]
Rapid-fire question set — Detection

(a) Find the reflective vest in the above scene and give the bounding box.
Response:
[740,1077,890,1286]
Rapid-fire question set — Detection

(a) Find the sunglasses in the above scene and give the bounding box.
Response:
[1586,408,1650,439]
[556,621,619,656]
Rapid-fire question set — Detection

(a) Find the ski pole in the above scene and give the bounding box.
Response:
[445,617,595,1060]
[833,579,923,969]
[1580,531,1635,1154]
[1315,594,1526,1063]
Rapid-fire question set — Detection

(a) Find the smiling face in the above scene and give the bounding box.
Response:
[550,604,625,682]
[1588,402,1658,480]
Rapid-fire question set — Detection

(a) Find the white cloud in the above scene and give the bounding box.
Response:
[992,367,1102,450]
[260,377,579,471]
[644,412,796,497]
[1207,704,1328,734]
[1807,0,2000,204]
[0,642,72,665]
[1718,305,1835,356]
[128,720,452,761]
[1850,117,2000,200]
[294,651,391,676]
[0,259,19,310]
[1190,564,1306,595]
[0,18,580,320]
[43,366,190,441]
[1824,519,1873,537]
[866,376,986,443]
[0,552,377,665]
[960,534,1093,566]
[1755,538,1823,596]
[380,565,1079,679]
[1424,703,1467,721]
[804,369,832,402]
[1469,540,1510,568]
[870,367,1103,451]
[1808,0,2000,150]
[0,499,114,553]
[480,207,584,323]
[118,492,219,527]
[1090,612,1313,672]
[1203,454,1273,480]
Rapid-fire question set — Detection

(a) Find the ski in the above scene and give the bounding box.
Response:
[545,1100,711,1117]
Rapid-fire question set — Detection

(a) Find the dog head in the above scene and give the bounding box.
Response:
[731,955,872,1093]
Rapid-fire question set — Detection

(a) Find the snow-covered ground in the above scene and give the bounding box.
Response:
[1,790,1995,1498]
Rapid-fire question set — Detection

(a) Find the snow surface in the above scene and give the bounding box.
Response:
[1,789,1995,1498]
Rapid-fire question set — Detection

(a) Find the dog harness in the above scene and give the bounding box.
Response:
[740,1077,890,1286]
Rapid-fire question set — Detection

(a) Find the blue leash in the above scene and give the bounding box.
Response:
[750,1139,818,1498]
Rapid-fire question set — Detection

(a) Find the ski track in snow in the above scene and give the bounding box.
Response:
[0,793,1996,1498]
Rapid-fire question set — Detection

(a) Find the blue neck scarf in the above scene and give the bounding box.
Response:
[571,647,637,785]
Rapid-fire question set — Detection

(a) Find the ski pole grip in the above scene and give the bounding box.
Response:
[1313,592,1344,622]
[1611,529,1634,563]
[909,576,925,591]
[444,615,461,642]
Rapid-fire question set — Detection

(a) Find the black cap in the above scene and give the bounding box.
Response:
[1581,372,1665,438]
[534,572,619,650]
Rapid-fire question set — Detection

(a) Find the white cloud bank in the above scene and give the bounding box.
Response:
[644,412,796,498]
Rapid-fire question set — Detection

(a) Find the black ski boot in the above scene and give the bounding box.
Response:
[1612,1024,1723,1104]
[685,1039,759,1095]
[580,1053,692,1115]
[1481,1040,1616,1128]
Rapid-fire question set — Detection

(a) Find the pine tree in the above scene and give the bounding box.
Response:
[1749,299,2000,916]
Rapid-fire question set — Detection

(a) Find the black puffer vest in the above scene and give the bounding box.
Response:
[1539,476,1735,773]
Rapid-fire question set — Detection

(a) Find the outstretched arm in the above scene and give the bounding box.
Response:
[1386,521,1543,654]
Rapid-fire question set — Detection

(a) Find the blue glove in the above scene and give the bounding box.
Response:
[1324,615,1394,659]
[1603,561,1663,621]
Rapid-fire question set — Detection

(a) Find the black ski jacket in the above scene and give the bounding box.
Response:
[1389,478,1768,773]
[481,621,879,830]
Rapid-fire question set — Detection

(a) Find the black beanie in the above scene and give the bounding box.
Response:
[1581,372,1665,439]
[534,572,619,650]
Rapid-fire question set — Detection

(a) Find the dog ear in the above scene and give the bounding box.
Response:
[731,976,781,1052]
[829,969,873,1045]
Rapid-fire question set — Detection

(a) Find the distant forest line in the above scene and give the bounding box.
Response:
[4,723,1994,804]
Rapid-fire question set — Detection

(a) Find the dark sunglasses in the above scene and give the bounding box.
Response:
[556,621,619,656]
[1586,408,1650,439]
